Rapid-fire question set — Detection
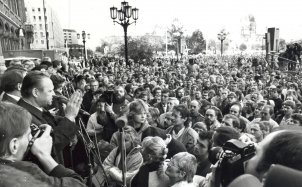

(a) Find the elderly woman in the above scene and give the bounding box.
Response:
[131,136,169,187]
[103,125,143,186]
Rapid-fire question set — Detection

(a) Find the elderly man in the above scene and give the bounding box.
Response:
[165,152,199,187]
[0,102,86,187]
[17,71,82,168]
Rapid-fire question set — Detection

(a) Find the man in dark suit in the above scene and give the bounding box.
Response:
[17,71,82,168]
[0,69,26,104]
[154,88,169,115]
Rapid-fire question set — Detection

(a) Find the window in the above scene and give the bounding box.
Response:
[33,24,37,30]
[38,8,41,12]
[39,16,41,21]
[39,24,43,30]
[33,16,36,22]
[44,16,47,21]
[41,40,44,44]
[40,32,43,37]
[34,32,37,37]
[32,8,35,12]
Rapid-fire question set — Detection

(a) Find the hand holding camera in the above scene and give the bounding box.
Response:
[31,124,53,159]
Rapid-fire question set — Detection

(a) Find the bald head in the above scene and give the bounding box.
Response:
[190,100,201,114]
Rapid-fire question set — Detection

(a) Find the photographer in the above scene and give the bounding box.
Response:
[0,102,86,187]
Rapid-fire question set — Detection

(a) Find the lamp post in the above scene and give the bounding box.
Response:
[217,30,227,57]
[110,1,139,68]
[172,32,182,61]
[77,31,90,67]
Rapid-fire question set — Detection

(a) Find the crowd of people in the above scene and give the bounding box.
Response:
[0,53,302,187]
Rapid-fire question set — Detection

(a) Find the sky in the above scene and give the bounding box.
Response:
[49,0,302,49]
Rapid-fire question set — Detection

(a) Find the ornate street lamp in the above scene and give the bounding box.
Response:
[217,30,227,56]
[77,31,90,67]
[110,1,139,68]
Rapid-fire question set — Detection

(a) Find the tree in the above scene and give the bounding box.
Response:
[186,29,206,54]
[208,39,217,54]
[239,43,247,51]
[96,40,110,54]
[118,34,164,63]
[167,18,185,56]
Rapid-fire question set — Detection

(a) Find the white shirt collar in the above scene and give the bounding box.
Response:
[6,93,20,101]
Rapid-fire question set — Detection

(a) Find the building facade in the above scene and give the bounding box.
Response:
[24,0,63,50]
[0,0,27,64]
[63,28,78,45]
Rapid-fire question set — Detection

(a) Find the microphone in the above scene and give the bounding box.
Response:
[228,174,262,187]
[52,95,90,116]
[115,116,128,129]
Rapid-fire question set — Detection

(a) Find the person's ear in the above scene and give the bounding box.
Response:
[17,83,22,91]
[32,88,39,98]
[179,170,186,179]
[9,138,19,155]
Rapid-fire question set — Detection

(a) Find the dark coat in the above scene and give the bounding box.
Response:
[17,99,78,167]
[1,93,18,104]
[0,159,86,187]
[154,102,167,115]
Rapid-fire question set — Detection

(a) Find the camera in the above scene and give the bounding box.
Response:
[102,90,114,105]
[30,124,45,138]
[212,139,256,187]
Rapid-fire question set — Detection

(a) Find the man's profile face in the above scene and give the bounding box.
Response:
[193,137,209,160]
[37,78,55,107]
[245,131,278,180]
